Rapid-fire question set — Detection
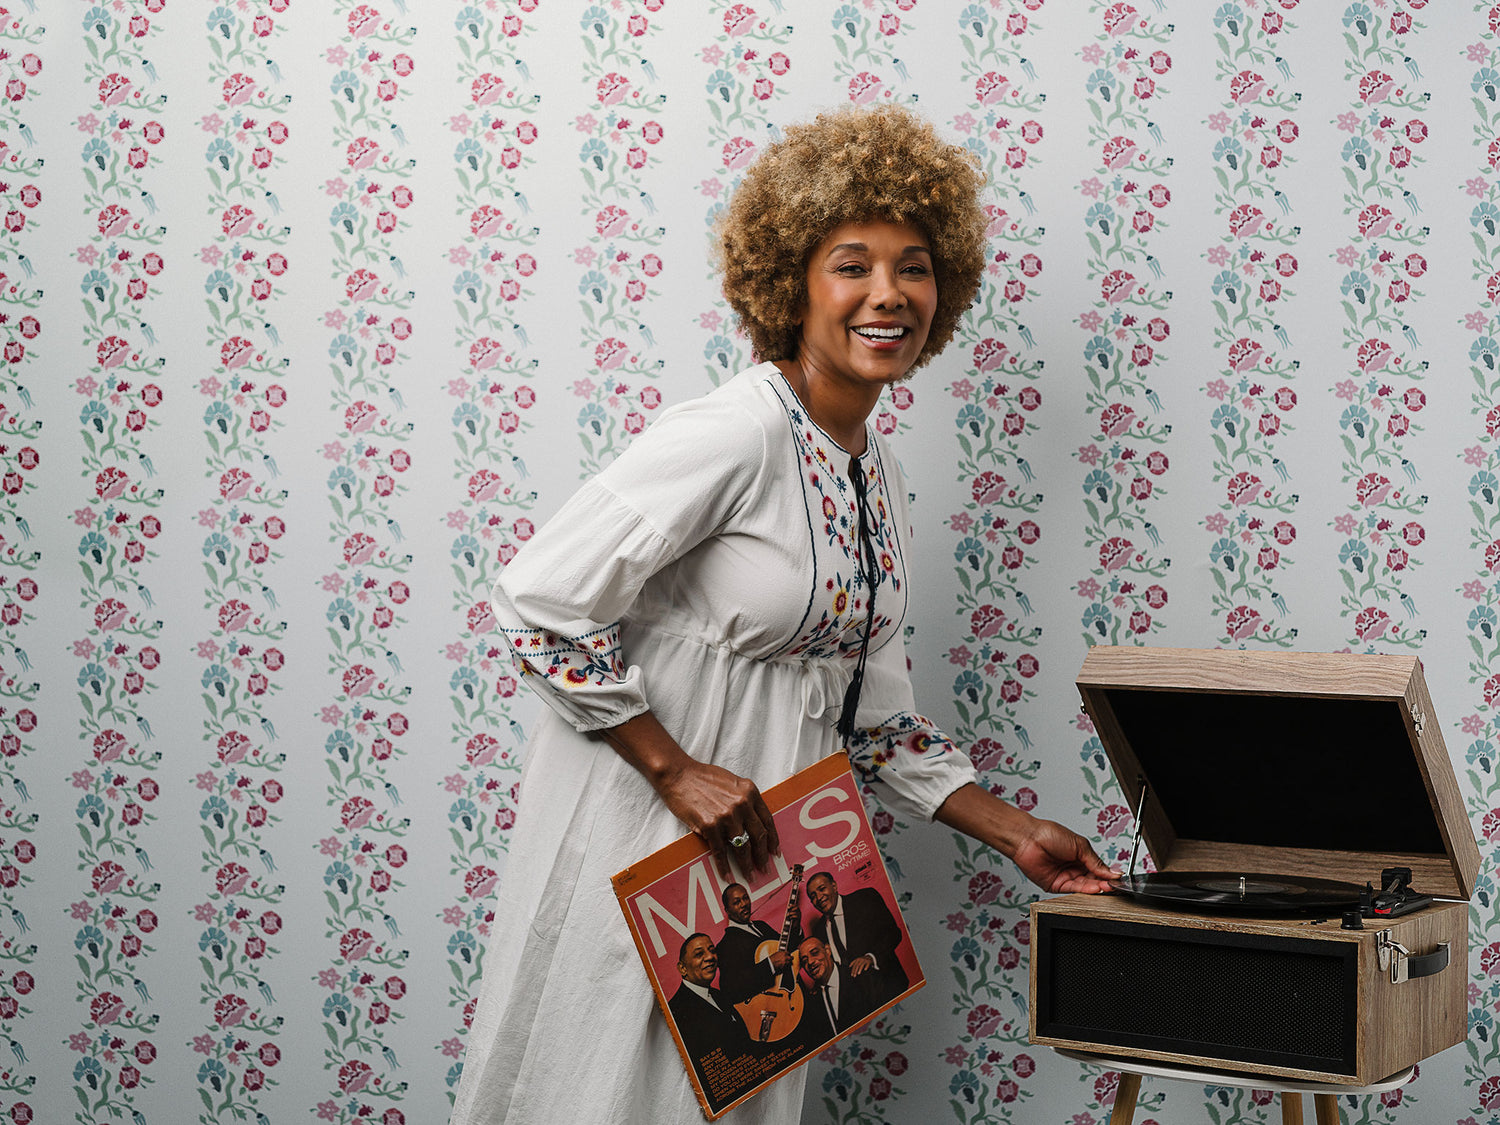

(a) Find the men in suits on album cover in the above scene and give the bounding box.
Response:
[805,871,909,1008]
[667,932,754,1071]
[796,935,880,1045]
[714,882,798,1005]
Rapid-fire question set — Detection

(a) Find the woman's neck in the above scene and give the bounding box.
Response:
[773,358,876,457]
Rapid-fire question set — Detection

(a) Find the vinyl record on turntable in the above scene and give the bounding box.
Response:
[1113,871,1363,914]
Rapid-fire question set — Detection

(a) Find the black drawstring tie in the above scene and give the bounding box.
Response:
[836,459,878,743]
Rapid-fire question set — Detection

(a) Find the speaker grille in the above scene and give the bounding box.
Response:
[1038,917,1357,1072]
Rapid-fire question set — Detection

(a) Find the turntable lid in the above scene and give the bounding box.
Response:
[1075,646,1480,900]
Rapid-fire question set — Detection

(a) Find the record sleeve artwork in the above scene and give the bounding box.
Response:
[1031,647,1481,1086]
[613,755,924,1120]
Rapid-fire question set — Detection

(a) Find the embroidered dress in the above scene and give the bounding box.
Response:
[450,364,976,1125]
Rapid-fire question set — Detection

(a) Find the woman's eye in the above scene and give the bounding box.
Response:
[836,263,866,275]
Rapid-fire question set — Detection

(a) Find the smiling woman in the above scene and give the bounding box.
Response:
[450,104,1111,1125]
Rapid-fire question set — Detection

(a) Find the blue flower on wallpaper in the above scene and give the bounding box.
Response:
[75,925,106,956]
[455,6,486,37]
[455,139,482,171]
[1339,270,1371,304]
[81,270,111,302]
[453,402,482,434]
[77,795,107,827]
[1468,471,1497,505]
[1212,4,1245,35]
[1084,335,1115,368]
[329,334,359,365]
[326,598,357,630]
[1211,538,1242,572]
[1473,68,1500,101]
[578,403,606,436]
[78,662,110,696]
[448,930,478,963]
[1085,203,1115,235]
[958,5,989,37]
[1338,539,1371,572]
[1082,604,1112,638]
[831,5,862,37]
[1083,470,1113,502]
[579,271,607,302]
[202,534,232,566]
[580,139,608,171]
[1470,606,1499,642]
[331,71,361,103]
[705,69,736,102]
[327,467,357,498]
[452,535,482,567]
[1473,202,1500,236]
[204,270,235,302]
[327,730,356,762]
[325,862,355,893]
[454,271,484,302]
[1342,4,1375,35]
[1339,404,1371,439]
[82,6,112,37]
[449,799,481,831]
[579,6,609,37]
[1213,137,1245,172]
[1210,270,1241,304]
[1471,337,1500,370]
[1341,136,1374,172]
[201,796,231,828]
[1211,404,1241,437]
[954,537,986,569]
[205,6,236,37]
[1087,69,1118,102]
[205,138,234,172]
[703,335,734,369]
[80,532,108,564]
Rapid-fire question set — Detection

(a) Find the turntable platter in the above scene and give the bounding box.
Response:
[1113,871,1363,915]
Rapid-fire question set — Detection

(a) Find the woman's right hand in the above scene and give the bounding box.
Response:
[655,756,780,879]
[598,712,779,878]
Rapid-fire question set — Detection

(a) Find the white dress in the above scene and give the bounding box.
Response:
[450,364,977,1124]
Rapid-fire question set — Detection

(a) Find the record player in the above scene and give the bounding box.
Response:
[1029,646,1481,1085]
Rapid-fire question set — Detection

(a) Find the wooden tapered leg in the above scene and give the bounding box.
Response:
[1107,1072,1141,1125]
[1313,1093,1341,1125]
[1280,1091,1304,1125]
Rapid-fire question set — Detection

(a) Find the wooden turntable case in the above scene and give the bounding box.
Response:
[1028,647,1481,1085]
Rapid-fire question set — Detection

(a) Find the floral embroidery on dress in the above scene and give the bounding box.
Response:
[777,382,907,662]
[846,712,958,780]
[503,623,626,688]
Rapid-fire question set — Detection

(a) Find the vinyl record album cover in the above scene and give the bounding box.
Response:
[612,754,924,1120]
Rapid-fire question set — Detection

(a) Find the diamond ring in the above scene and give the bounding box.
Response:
[729,833,750,848]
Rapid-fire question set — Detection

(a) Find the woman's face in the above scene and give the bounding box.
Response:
[795,218,937,394]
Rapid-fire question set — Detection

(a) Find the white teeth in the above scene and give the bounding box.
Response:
[853,326,904,339]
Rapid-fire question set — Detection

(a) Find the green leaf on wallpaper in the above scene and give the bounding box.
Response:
[1471,634,1486,662]
[1211,434,1227,459]
[583,37,597,61]
[1087,100,1102,126]
[581,169,596,192]
[708,100,722,124]
[956,569,971,594]
[325,1023,341,1048]
[833,37,848,59]
[333,100,347,126]
[1211,569,1225,594]
[1082,499,1099,524]
[1340,569,1357,597]
[79,561,95,586]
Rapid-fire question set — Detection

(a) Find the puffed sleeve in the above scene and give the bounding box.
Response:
[842,448,978,821]
[491,392,767,732]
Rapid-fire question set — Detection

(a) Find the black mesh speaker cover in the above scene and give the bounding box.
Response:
[1036,914,1358,1073]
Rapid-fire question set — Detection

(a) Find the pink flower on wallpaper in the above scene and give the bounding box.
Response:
[449,113,472,133]
[699,177,723,197]
[1077,578,1100,599]
[1205,513,1228,534]
[1079,177,1103,199]
[1080,43,1104,65]
[1468,446,1488,466]
[1468,310,1491,332]
[1076,444,1100,466]
[320,705,343,725]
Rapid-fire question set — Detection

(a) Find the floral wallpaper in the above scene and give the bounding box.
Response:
[2,1,1499,1123]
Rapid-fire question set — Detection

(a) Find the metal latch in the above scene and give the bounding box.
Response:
[1408,703,1426,735]
[1377,930,1450,984]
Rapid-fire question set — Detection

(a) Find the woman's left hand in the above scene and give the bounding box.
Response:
[1009,817,1117,895]
[934,783,1116,895]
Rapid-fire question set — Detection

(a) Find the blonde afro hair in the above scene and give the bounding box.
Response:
[716,103,988,370]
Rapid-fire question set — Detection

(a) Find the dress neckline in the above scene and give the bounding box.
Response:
[773,369,870,462]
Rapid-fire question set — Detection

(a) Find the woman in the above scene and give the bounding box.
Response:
[450,104,1112,1125]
